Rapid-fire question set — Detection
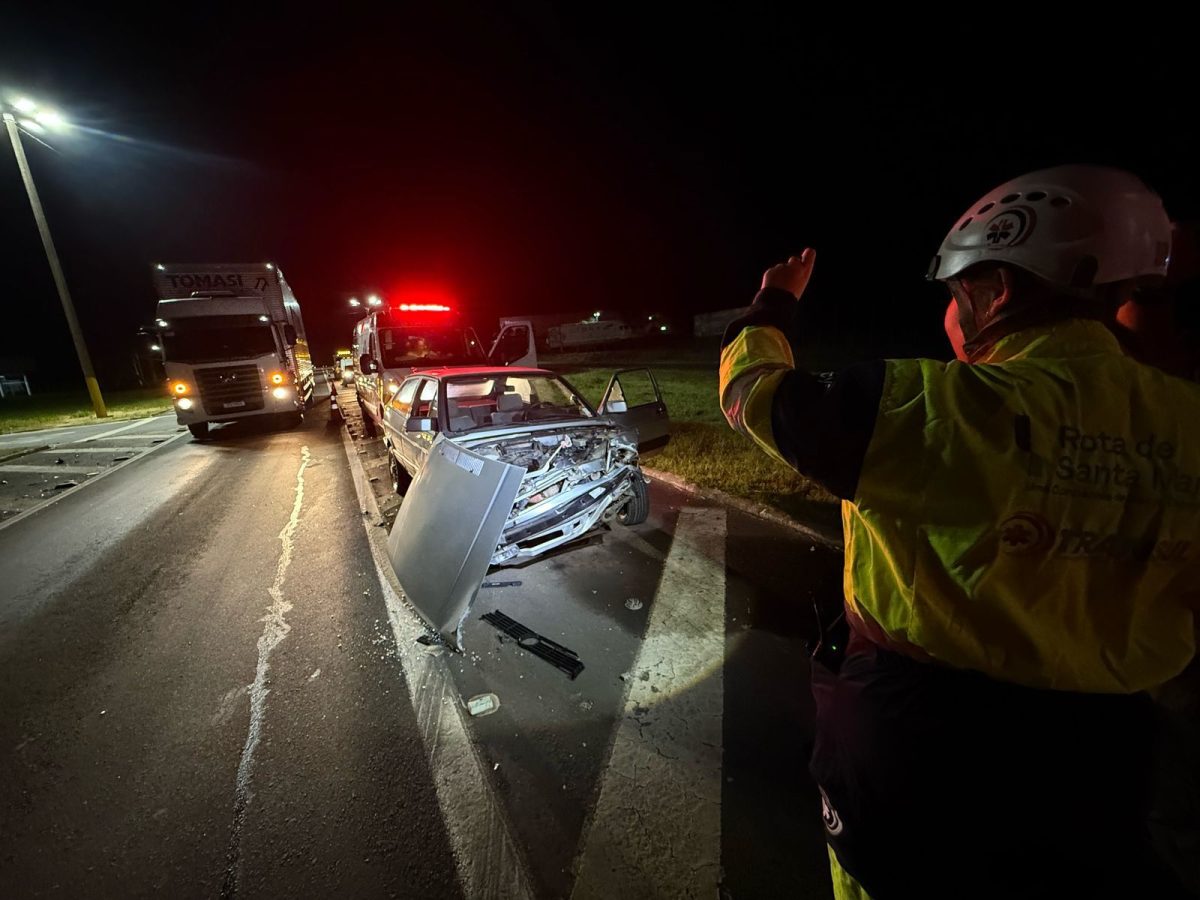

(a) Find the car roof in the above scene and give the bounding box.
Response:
[408,366,558,380]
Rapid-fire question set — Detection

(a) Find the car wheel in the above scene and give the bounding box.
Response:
[617,474,650,526]
[187,422,209,441]
[390,454,412,495]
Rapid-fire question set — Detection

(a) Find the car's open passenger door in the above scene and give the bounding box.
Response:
[597,368,670,455]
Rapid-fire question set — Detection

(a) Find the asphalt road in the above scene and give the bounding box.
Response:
[0,381,843,898]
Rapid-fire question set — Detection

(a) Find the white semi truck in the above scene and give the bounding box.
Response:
[152,262,315,440]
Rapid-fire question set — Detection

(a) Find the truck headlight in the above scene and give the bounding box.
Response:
[272,386,291,400]
[176,397,194,411]
[171,381,190,395]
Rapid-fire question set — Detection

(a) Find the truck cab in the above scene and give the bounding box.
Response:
[334,349,355,385]
[153,263,314,440]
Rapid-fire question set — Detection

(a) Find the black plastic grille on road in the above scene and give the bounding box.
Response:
[197,365,264,415]
[481,610,585,679]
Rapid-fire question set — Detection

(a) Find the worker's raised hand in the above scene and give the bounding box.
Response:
[762,248,816,300]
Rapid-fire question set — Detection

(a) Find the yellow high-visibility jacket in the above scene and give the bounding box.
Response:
[721,317,1200,693]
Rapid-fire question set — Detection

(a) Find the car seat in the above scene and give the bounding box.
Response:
[489,392,525,425]
[445,398,476,432]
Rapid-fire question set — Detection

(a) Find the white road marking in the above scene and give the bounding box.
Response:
[0,434,74,450]
[0,464,100,475]
[572,506,728,900]
[84,434,177,441]
[340,426,534,900]
[221,445,311,897]
[27,446,146,454]
[82,414,173,443]
[0,431,191,534]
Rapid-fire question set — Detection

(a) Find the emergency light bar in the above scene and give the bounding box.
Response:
[397,303,452,312]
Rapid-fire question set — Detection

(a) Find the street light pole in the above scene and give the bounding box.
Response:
[3,111,108,417]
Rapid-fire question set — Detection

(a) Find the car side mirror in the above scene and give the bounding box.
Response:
[359,354,378,373]
[284,324,298,347]
[405,417,435,433]
[603,399,628,414]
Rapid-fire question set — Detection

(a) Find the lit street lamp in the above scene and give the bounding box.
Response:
[367,294,382,307]
[348,296,361,308]
[2,95,107,417]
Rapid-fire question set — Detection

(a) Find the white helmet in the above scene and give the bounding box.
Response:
[929,165,1171,294]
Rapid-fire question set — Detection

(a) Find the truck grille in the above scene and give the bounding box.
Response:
[197,365,264,415]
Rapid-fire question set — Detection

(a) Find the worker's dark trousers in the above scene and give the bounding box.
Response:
[808,632,1189,899]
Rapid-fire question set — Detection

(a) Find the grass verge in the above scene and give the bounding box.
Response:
[0,388,172,434]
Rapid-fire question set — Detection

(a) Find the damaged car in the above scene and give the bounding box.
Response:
[382,366,669,646]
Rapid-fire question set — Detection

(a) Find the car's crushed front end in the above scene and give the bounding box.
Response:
[459,423,641,564]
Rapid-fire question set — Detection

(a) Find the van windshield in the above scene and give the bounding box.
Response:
[378,327,483,368]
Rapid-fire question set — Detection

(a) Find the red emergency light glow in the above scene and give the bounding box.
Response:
[397,303,451,312]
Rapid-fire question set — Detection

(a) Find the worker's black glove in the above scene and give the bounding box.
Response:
[720,288,797,348]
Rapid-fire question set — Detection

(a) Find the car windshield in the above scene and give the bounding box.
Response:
[379,327,482,368]
[161,316,276,363]
[443,375,593,433]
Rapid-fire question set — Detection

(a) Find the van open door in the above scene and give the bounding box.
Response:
[597,368,670,455]
[488,322,536,367]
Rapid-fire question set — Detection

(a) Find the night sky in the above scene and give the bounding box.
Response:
[2,10,1194,388]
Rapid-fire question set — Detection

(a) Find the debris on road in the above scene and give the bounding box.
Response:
[481,580,522,589]
[54,458,65,465]
[624,597,643,610]
[481,610,585,680]
[53,481,78,490]
[415,632,448,655]
[466,693,500,717]
[112,456,133,462]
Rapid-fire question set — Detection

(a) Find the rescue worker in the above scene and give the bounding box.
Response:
[719,166,1199,898]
